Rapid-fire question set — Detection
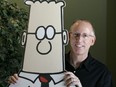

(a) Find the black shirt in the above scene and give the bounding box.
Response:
[65,52,113,87]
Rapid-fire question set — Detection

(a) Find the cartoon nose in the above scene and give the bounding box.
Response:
[36,41,52,55]
[35,26,55,40]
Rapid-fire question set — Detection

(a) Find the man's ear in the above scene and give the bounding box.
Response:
[63,29,69,45]
[91,36,96,46]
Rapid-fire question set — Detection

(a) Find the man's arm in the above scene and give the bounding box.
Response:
[96,71,113,87]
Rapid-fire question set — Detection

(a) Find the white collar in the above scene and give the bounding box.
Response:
[19,71,64,84]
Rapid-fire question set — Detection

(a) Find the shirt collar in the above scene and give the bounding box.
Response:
[81,53,92,72]
[19,71,64,84]
[66,52,93,72]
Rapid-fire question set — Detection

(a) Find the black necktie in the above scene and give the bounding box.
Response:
[39,74,52,87]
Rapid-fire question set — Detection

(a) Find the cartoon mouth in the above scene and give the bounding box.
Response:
[36,41,52,55]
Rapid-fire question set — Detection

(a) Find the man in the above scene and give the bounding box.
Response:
[8,19,113,87]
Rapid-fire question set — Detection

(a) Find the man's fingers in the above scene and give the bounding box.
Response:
[14,74,18,80]
[8,74,18,84]
[64,72,75,86]
[64,71,82,87]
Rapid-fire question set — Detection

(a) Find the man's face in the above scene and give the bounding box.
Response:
[69,22,96,56]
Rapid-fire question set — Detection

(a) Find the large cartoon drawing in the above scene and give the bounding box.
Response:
[9,0,71,87]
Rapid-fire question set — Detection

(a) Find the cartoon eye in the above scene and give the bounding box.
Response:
[36,27,45,40]
[46,26,55,40]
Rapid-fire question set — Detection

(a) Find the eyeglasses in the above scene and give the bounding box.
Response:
[70,32,94,39]
[27,26,61,40]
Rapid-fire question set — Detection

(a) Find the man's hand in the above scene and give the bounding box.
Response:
[64,71,82,87]
[8,74,18,84]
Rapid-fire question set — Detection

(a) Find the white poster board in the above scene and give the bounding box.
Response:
[9,0,70,87]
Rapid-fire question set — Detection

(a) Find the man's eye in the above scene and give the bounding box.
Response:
[83,34,88,37]
[36,27,45,40]
[74,33,80,37]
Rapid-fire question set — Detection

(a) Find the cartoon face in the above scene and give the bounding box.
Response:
[22,1,68,73]
[35,25,62,55]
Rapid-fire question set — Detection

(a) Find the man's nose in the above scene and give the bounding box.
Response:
[75,35,84,42]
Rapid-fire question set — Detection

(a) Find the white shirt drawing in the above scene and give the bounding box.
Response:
[9,71,67,87]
